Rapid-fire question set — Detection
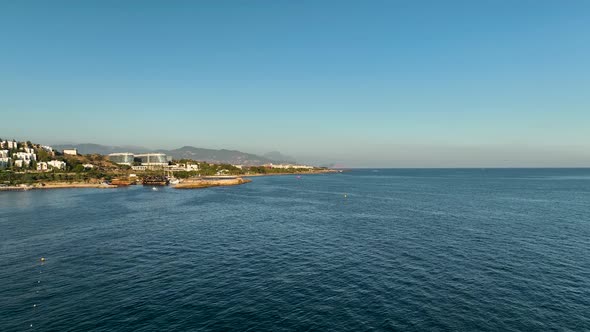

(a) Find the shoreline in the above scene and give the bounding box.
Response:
[0,170,337,191]
[0,183,117,191]
[243,169,338,177]
[174,177,252,189]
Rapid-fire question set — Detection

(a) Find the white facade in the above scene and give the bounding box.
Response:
[83,163,94,169]
[187,164,200,171]
[108,153,134,165]
[14,152,37,162]
[265,163,314,170]
[1,140,18,149]
[0,150,8,158]
[37,162,48,171]
[48,160,66,170]
[135,153,168,166]
[63,149,78,155]
[14,159,29,168]
[41,146,54,153]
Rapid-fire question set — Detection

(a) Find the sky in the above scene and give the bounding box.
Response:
[1,0,589,167]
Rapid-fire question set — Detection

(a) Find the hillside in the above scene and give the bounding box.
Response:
[51,143,296,165]
[157,146,275,165]
[53,144,151,155]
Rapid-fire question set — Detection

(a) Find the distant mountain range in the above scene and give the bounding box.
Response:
[52,144,297,165]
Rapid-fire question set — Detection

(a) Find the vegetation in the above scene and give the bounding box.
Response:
[1,139,327,187]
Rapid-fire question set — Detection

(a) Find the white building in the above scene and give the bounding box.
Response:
[265,163,314,170]
[108,153,134,165]
[48,160,66,170]
[37,162,48,171]
[14,160,28,168]
[187,163,200,171]
[41,146,54,153]
[63,149,78,156]
[14,151,37,162]
[1,140,18,149]
[135,153,168,167]
[0,150,9,158]
[83,163,94,169]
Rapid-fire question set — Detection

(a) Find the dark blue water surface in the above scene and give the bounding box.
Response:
[1,169,589,331]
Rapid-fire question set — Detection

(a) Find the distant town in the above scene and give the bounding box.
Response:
[0,138,332,190]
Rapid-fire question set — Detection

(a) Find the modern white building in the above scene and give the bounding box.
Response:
[14,151,37,162]
[14,160,28,168]
[41,146,54,153]
[108,153,134,165]
[265,163,314,170]
[1,140,18,149]
[37,162,48,171]
[63,149,78,156]
[168,163,200,172]
[135,153,168,167]
[47,160,66,170]
[0,150,8,158]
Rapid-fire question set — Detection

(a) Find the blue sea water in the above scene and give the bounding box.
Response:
[1,169,589,331]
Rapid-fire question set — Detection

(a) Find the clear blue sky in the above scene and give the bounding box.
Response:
[1,0,589,167]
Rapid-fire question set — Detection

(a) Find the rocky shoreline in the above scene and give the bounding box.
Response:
[174,177,252,189]
[0,170,337,192]
[0,183,117,191]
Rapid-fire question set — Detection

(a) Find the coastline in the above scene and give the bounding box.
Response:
[0,182,117,191]
[0,169,337,192]
[174,177,252,189]
[243,169,338,177]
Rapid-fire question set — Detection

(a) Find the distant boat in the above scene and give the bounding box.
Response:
[152,187,158,191]
[168,178,180,185]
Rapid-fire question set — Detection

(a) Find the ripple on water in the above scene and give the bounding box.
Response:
[0,169,589,331]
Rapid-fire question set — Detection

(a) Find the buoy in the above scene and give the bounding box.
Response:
[33,304,37,307]
[40,257,45,262]
[344,194,347,198]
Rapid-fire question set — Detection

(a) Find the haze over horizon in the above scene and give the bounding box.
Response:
[1,1,589,167]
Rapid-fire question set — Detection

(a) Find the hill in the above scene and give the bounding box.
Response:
[51,143,294,165]
[53,143,151,155]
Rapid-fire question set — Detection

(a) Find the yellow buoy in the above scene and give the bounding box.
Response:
[40,257,46,262]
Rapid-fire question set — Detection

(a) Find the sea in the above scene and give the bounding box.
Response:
[1,169,589,331]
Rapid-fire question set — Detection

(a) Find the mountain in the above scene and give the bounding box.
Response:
[263,151,297,164]
[50,143,289,165]
[157,146,275,165]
